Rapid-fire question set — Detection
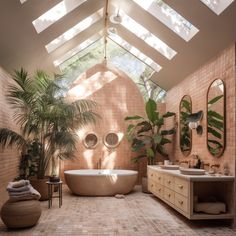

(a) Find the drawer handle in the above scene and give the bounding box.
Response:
[151,184,154,187]
[158,177,161,180]
[178,200,183,205]
[178,185,183,189]
[158,188,161,192]
[168,193,171,198]
[151,174,153,177]
[168,180,171,184]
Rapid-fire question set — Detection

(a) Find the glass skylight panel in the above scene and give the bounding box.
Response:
[54,32,103,67]
[46,8,103,53]
[119,10,177,60]
[200,0,234,15]
[106,39,166,102]
[33,0,87,33]
[108,34,162,72]
[132,0,199,42]
[20,0,27,4]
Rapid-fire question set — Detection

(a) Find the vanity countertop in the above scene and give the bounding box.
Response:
[148,165,235,182]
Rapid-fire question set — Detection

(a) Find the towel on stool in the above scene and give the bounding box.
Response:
[194,202,226,214]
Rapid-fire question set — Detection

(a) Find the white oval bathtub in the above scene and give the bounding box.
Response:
[64,169,138,196]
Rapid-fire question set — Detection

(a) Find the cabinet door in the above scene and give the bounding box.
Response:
[154,183,163,199]
[148,168,156,180]
[174,177,189,197]
[156,172,163,185]
[148,179,156,193]
[164,175,175,190]
[164,187,175,204]
[175,192,189,213]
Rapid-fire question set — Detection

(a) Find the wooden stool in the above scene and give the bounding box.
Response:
[0,200,41,228]
[46,181,63,208]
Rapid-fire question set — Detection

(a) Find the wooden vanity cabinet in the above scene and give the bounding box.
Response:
[147,166,235,220]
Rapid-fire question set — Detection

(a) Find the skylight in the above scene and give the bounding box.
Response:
[119,10,177,60]
[33,0,87,33]
[54,32,103,67]
[20,0,27,4]
[200,0,234,15]
[132,0,199,42]
[46,8,103,53]
[108,34,162,72]
[59,37,166,102]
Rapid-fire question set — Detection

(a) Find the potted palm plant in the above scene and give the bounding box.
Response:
[0,68,99,199]
[125,98,176,192]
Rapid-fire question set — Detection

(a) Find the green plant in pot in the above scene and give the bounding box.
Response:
[125,99,176,192]
[0,68,99,200]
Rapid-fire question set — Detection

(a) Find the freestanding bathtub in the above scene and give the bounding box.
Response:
[64,169,138,196]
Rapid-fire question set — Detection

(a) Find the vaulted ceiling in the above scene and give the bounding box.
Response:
[0,0,236,90]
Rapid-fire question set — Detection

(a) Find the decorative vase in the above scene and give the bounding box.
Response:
[0,200,41,228]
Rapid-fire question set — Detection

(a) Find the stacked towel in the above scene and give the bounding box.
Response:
[6,180,41,202]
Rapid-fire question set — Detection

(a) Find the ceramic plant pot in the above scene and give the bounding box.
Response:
[30,177,49,201]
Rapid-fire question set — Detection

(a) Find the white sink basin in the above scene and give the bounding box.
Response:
[160,165,179,170]
[180,168,205,175]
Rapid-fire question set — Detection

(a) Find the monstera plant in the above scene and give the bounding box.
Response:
[125,99,176,166]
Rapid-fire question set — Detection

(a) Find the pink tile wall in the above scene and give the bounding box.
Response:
[61,63,146,182]
[165,44,236,176]
[0,67,20,208]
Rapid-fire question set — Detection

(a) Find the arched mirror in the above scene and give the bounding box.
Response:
[207,79,225,157]
[83,133,98,149]
[179,95,192,156]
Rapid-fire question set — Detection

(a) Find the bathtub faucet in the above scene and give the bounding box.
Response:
[96,158,102,169]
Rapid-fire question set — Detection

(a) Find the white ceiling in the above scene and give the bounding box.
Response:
[0,0,236,90]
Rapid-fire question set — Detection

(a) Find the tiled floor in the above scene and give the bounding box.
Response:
[0,185,235,236]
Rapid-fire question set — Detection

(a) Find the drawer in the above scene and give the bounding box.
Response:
[175,192,188,213]
[154,183,163,198]
[164,175,175,190]
[164,187,175,205]
[148,168,156,180]
[148,179,155,193]
[174,177,189,197]
[156,172,163,185]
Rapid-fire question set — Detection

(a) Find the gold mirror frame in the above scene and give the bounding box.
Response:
[207,79,226,157]
[83,132,99,149]
[103,131,120,148]
[179,95,192,156]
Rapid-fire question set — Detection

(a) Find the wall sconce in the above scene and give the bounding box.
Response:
[186,110,203,135]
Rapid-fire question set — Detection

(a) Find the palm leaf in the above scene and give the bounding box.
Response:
[0,128,26,149]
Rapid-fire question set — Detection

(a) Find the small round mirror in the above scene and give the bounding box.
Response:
[104,132,120,148]
[83,133,98,149]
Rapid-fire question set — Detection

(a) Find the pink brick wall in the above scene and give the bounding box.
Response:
[0,67,20,208]
[165,44,236,176]
[61,63,146,182]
